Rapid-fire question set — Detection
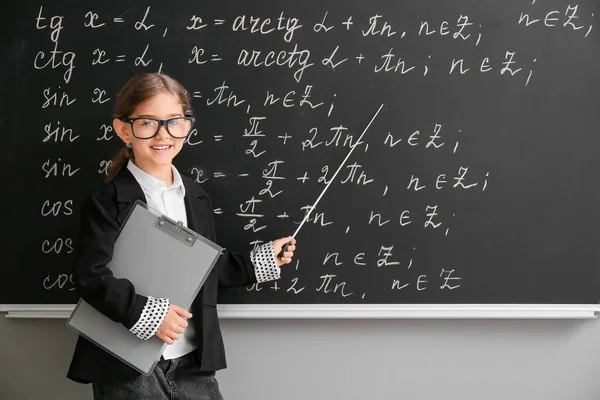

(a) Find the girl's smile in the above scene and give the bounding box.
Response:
[149,143,174,153]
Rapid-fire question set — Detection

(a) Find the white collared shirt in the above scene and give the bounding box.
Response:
[127,160,188,227]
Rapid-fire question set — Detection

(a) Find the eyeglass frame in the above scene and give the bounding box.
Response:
[119,116,196,139]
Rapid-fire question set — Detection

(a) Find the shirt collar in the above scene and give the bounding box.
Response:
[127,160,186,197]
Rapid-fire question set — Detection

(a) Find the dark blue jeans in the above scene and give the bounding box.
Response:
[92,352,224,400]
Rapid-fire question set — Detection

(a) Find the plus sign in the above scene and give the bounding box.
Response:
[342,16,354,30]
[297,172,310,183]
[356,54,365,64]
[278,132,292,145]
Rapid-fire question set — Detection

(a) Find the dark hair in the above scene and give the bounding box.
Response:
[105,73,193,182]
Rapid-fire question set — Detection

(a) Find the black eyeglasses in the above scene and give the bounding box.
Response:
[120,116,195,139]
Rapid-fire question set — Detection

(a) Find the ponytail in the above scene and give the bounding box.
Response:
[105,146,134,183]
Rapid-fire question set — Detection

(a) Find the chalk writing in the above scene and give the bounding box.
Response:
[15,0,596,305]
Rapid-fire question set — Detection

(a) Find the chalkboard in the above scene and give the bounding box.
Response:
[1,0,599,307]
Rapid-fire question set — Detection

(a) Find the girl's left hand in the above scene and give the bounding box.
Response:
[272,237,296,267]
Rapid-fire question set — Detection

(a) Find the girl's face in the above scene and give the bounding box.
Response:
[114,92,187,172]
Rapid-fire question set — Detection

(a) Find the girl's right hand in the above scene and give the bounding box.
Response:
[156,304,193,344]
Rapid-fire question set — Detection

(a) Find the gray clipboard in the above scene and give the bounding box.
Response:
[66,200,223,375]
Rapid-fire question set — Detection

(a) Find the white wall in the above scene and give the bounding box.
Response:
[2,316,600,400]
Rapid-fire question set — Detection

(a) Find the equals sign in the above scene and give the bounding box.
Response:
[115,55,126,62]
[213,172,226,178]
[113,18,125,23]
[211,54,222,62]
[214,135,223,142]
[213,208,223,215]
[214,19,225,25]
[192,91,202,98]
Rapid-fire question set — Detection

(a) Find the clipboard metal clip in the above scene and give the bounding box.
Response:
[154,216,197,247]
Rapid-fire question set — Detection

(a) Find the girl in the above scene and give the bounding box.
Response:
[67,72,296,400]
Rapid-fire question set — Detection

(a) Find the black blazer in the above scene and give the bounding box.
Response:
[67,168,257,384]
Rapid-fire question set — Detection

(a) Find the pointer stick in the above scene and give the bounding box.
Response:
[278,103,384,258]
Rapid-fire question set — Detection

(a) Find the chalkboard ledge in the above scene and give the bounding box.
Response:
[2,304,600,319]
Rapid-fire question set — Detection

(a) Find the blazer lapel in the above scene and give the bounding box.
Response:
[183,179,210,238]
[113,168,146,226]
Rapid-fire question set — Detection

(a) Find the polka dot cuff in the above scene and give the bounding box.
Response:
[129,296,170,340]
[251,242,281,283]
